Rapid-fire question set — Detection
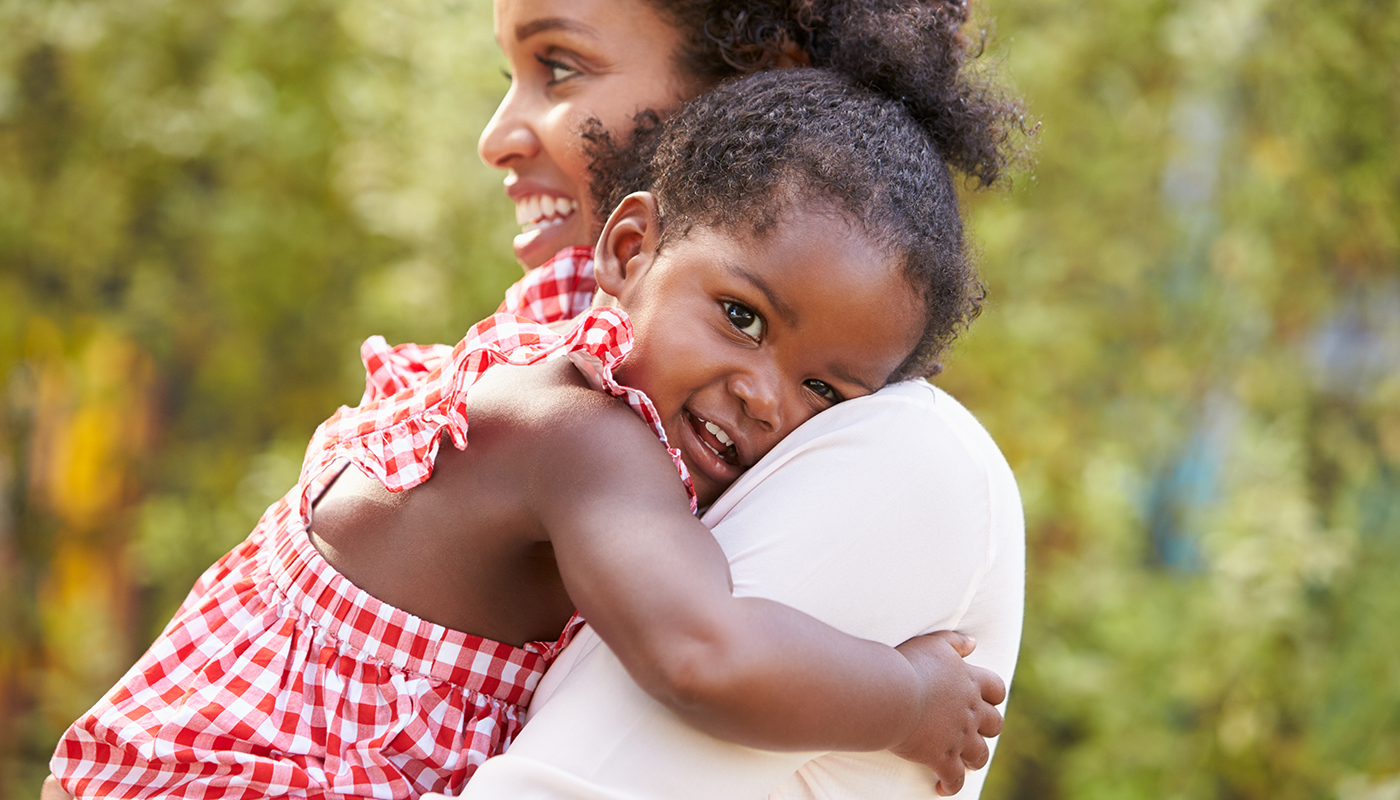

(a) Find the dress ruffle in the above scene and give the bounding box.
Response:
[303,307,695,520]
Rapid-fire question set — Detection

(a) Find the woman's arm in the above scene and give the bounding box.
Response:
[503,370,1003,784]
[465,381,1025,799]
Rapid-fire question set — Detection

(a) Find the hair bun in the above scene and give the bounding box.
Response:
[644,0,1031,185]
[929,0,970,26]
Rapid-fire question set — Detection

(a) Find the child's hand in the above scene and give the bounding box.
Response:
[890,631,1006,797]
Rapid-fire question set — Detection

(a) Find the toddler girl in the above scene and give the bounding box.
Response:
[50,68,998,799]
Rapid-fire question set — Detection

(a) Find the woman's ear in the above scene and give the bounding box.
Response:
[594,192,661,301]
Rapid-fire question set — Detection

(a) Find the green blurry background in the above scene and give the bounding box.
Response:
[1,0,1396,797]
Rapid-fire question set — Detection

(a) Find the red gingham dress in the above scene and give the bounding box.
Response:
[51,249,692,800]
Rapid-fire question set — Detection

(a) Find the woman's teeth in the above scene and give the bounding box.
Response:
[515,195,579,232]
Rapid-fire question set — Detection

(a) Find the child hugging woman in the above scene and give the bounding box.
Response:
[48,67,1004,800]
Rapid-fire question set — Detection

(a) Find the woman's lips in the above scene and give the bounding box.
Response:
[511,193,582,268]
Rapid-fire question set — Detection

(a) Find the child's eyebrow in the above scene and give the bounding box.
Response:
[726,264,798,326]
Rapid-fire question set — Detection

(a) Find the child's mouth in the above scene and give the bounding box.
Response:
[687,412,740,467]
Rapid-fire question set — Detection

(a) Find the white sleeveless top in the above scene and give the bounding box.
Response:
[462,379,1026,800]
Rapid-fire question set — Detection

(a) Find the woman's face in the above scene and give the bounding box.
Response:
[481,0,701,269]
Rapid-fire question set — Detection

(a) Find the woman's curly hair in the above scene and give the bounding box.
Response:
[645,0,1028,187]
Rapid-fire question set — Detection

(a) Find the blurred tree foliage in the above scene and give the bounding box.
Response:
[951,1,1400,798]
[0,0,519,793]
[0,0,1395,798]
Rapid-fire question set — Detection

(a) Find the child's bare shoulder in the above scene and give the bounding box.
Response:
[462,357,689,531]
[466,359,675,477]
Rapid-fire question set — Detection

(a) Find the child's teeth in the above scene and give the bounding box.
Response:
[542,196,556,216]
[703,421,734,447]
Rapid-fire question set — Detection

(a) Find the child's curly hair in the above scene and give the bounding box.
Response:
[584,1,1030,379]
[599,69,984,381]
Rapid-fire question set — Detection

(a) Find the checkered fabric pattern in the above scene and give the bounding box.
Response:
[53,497,571,800]
[357,246,596,409]
[304,307,694,520]
[497,245,597,323]
[52,288,692,799]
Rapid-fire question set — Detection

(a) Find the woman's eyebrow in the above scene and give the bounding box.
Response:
[515,17,599,42]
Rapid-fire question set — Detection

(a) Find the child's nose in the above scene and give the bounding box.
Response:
[729,371,783,434]
[478,86,540,168]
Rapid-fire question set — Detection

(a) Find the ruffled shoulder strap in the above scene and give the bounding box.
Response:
[359,338,455,404]
[298,308,695,521]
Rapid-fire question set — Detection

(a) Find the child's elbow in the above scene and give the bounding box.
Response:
[642,631,752,718]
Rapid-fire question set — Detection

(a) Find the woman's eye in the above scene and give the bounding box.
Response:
[537,56,578,84]
[724,301,764,340]
[804,379,840,403]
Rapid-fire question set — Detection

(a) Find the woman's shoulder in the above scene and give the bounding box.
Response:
[771,380,1013,483]
[704,379,1021,572]
[704,379,1023,646]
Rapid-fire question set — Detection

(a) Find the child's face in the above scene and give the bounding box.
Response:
[596,195,925,507]
[480,0,703,270]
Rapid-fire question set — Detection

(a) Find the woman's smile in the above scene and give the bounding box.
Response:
[506,180,585,265]
[481,0,700,269]
[514,194,580,231]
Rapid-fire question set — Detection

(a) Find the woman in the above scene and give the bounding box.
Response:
[462,0,1026,798]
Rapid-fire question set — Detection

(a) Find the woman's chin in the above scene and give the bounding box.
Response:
[512,217,586,270]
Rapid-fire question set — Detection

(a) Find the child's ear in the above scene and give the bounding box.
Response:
[594,192,661,299]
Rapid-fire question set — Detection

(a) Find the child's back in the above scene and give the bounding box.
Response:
[308,355,615,647]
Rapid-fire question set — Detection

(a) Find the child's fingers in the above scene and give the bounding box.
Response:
[978,702,1005,739]
[934,762,967,797]
[960,729,992,771]
[974,665,1007,706]
[927,629,977,658]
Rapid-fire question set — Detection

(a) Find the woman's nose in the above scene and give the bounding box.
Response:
[478,85,539,168]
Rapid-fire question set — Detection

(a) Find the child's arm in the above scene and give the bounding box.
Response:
[507,376,1003,791]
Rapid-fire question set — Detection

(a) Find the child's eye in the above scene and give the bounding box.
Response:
[804,379,841,403]
[724,301,764,340]
[536,56,578,84]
